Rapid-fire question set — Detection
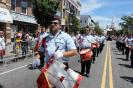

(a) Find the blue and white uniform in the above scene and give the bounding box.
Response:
[79,35,91,49]
[87,35,96,44]
[44,30,77,63]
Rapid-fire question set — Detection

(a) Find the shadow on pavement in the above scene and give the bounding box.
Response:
[114,53,122,55]
[116,58,127,61]
[112,48,117,51]
[0,84,4,88]
[113,50,119,52]
[120,76,133,84]
[119,63,132,68]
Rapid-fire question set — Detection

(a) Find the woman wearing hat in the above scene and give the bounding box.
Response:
[0,31,5,59]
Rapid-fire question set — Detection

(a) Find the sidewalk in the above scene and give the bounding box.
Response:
[0,43,34,65]
[4,43,33,58]
[4,43,16,58]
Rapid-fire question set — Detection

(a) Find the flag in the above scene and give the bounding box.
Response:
[37,70,51,88]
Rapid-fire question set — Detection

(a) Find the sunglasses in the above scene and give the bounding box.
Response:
[50,22,59,25]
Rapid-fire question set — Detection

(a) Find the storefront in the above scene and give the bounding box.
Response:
[11,12,37,41]
[0,7,13,43]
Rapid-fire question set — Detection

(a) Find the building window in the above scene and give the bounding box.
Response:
[21,0,27,14]
[85,20,86,23]
[64,0,65,6]
[1,0,6,3]
[11,0,16,11]
[80,20,82,23]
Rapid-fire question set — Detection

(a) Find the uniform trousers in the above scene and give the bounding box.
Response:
[81,60,91,75]
[130,49,133,67]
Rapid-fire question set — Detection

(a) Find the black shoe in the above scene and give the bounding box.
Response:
[126,59,129,61]
[131,65,133,68]
[85,74,90,77]
[80,72,85,76]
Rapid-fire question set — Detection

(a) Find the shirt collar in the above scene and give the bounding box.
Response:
[49,30,62,38]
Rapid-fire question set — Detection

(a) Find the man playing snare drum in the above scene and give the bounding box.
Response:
[79,27,93,77]
[44,15,77,68]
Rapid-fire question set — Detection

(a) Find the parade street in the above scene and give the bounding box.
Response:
[0,40,133,88]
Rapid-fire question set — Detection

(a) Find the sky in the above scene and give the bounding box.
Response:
[80,0,133,29]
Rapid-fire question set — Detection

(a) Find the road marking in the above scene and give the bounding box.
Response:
[101,42,109,88]
[109,42,114,88]
[0,64,28,76]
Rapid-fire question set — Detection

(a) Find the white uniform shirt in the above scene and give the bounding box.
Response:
[44,30,77,63]
[87,35,96,43]
[79,35,91,49]
[0,37,5,50]
[125,37,133,46]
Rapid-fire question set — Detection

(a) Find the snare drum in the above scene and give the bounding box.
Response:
[79,49,93,62]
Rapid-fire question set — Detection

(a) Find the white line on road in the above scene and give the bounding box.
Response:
[0,64,28,76]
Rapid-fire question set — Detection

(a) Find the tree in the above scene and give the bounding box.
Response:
[94,22,102,35]
[119,14,133,33]
[32,0,61,27]
[71,15,80,32]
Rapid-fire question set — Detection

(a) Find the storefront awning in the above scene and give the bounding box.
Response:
[0,7,13,23]
[11,12,37,24]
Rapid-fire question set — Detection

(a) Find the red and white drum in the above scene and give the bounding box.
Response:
[79,49,93,62]
[37,59,83,88]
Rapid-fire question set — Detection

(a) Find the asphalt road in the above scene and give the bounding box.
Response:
[0,41,133,88]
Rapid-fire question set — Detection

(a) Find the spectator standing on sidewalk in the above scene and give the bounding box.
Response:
[0,31,5,59]
[25,32,30,52]
[30,35,35,53]
[15,32,22,55]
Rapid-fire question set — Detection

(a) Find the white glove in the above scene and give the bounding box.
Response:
[54,51,63,60]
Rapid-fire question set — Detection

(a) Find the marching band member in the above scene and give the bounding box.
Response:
[93,31,100,57]
[79,27,93,77]
[43,15,77,68]
[88,29,97,63]
[126,34,133,68]
[120,35,126,55]
[99,34,106,53]
[125,34,132,60]
[38,26,48,68]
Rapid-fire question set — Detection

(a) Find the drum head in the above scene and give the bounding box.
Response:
[79,49,90,54]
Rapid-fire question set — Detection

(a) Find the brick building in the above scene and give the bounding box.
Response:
[10,0,37,42]
[0,0,13,43]
[59,0,81,32]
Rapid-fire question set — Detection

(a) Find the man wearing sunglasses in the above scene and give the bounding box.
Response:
[43,15,77,68]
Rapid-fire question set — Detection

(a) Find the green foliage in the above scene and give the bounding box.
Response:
[119,14,133,32]
[71,15,80,32]
[94,22,102,34]
[32,0,60,27]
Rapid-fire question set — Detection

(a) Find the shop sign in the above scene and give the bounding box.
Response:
[0,7,13,23]
[11,12,37,24]
[61,18,65,25]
